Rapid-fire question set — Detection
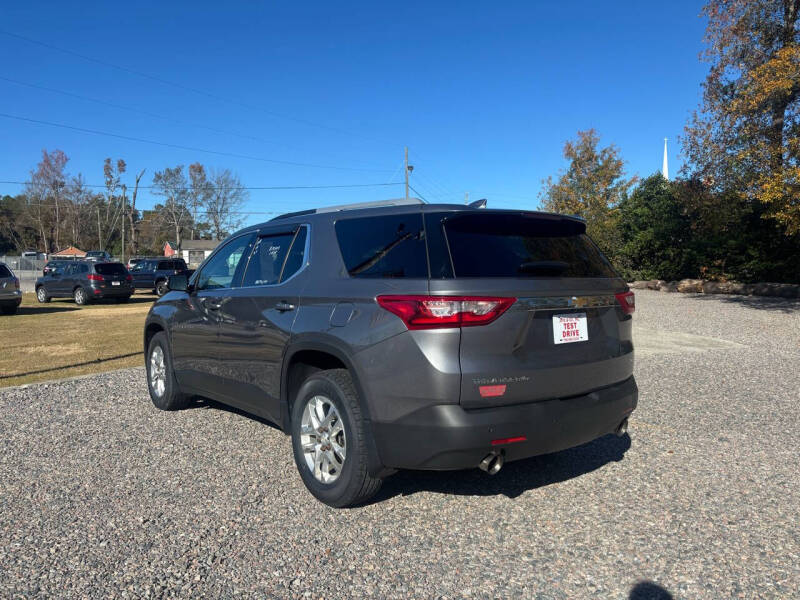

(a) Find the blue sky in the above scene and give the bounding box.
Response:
[0,1,708,225]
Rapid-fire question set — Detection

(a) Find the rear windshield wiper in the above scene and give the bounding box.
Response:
[517,260,569,275]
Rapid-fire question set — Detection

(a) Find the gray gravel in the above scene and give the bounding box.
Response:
[1,289,798,598]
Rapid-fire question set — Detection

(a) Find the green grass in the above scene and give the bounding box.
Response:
[0,292,156,387]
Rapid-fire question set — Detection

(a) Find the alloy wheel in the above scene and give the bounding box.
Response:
[149,345,166,398]
[300,395,346,484]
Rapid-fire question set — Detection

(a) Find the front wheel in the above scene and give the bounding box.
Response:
[290,369,382,507]
[146,332,190,410]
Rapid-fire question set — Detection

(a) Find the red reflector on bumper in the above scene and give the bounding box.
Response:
[479,384,506,397]
[491,436,527,446]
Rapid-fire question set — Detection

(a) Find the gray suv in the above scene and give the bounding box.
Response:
[144,200,637,507]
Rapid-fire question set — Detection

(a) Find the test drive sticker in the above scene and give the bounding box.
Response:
[553,313,588,344]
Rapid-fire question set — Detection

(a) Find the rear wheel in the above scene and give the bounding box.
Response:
[146,332,190,410]
[290,369,382,507]
[36,286,50,303]
[155,279,169,297]
[73,287,89,305]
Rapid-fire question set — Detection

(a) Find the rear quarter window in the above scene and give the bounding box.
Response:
[335,213,427,278]
[0,265,11,278]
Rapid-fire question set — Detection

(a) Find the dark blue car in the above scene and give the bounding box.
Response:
[130,258,190,296]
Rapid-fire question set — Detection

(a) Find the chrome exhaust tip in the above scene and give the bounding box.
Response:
[479,451,504,475]
[615,418,629,437]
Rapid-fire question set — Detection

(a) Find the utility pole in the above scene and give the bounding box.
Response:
[465,192,469,204]
[121,184,127,264]
[404,146,409,201]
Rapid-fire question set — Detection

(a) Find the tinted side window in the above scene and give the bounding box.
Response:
[0,265,11,278]
[281,227,307,281]
[81,264,90,273]
[195,234,256,290]
[157,261,171,270]
[241,231,296,287]
[335,214,427,278]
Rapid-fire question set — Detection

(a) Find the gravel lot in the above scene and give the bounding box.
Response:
[1,290,798,598]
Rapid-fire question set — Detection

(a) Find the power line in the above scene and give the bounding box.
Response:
[407,183,429,203]
[0,75,387,168]
[0,180,403,191]
[0,112,393,172]
[0,29,394,148]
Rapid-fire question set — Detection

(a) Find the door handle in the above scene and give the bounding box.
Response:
[276,301,295,312]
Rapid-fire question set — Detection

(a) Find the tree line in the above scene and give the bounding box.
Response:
[541,0,800,284]
[0,150,248,257]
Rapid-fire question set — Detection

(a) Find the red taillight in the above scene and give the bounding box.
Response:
[13,277,19,289]
[491,436,527,446]
[615,290,635,315]
[376,295,515,330]
[126,274,133,282]
[87,273,103,282]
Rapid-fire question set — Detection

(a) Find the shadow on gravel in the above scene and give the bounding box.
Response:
[372,433,631,503]
[629,581,674,599]
[684,293,800,313]
[190,397,283,431]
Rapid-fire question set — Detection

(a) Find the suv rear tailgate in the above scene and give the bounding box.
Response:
[426,210,634,409]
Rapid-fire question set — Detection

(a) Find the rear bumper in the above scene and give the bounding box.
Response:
[371,376,637,470]
[0,294,22,306]
[90,285,133,298]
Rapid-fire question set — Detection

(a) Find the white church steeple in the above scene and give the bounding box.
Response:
[662,138,669,180]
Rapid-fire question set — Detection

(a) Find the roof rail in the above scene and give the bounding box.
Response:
[270,198,423,221]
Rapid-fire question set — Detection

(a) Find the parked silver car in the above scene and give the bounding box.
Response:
[0,262,22,315]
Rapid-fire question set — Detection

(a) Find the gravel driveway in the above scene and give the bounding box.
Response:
[1,290,798,598]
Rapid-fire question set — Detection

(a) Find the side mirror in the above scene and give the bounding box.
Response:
[167,274,189,292]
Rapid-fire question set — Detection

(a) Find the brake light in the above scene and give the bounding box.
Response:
[491,436,527,446]
[376,295,516,330]
[615,290,635,315]
[87,273,103,281]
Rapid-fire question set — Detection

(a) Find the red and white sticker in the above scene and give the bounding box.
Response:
[553,313,588,344]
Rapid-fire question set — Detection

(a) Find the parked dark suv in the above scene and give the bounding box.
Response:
[36,261,133,304]
[143,200,637,507]
[130,258,189,296]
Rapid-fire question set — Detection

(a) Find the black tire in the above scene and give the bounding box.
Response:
[73,287,89,305]
[1,304,17,315]
[36,286,51,303]
[155,279,169,297]
[290,369,382,507]
[146,332,190,411]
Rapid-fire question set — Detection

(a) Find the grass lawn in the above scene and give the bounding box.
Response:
[0,292,156,387]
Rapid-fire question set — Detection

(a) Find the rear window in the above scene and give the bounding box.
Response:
[440,212,618,278]
[94,263,127,276]
[335,214,427,278]
[0,265,11,278]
